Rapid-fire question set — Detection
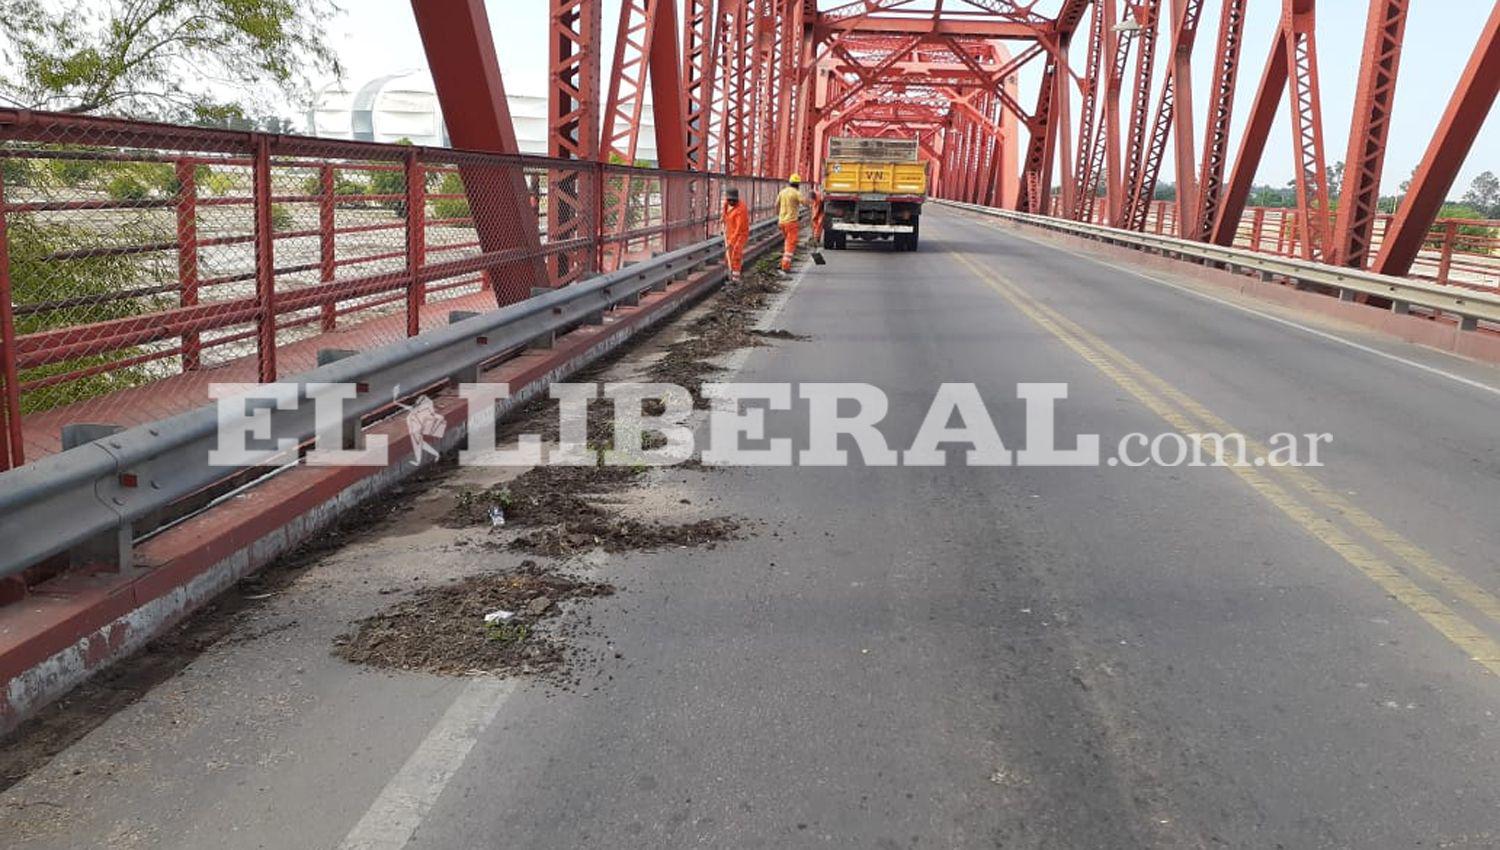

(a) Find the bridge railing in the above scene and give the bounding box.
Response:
[0,110,782,470]
[1046,196,1500,289]
[949,199,1500,335]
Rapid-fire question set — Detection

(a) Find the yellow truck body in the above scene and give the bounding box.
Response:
[823,160,929,196]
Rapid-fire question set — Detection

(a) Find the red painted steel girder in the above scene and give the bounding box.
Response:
[1374,1,1499,277]
[682,0,715,170]
[1196,0,1248,239]
[1283,0,1333,262]
[1118,0,1163,229]
[1209,14,1288,246]
[410,0,545,305]
[1124,0,1205,232]
[1071,6,1105,220]
[1332,0,1408,269]
[1021,51,1060,212]
[547,0,602,286]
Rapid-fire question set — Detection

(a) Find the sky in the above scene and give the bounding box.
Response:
[318,0,1498,198]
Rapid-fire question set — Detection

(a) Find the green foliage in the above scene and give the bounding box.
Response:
[7,215,154,412]
[105,173,149,201]
[269,203,295,232]
[2,155,33,187]
[486,622,530,644]
[431,171,470,222]
[300,171,368,205]
[100,161,177,200]
[0,0,340,120]
[49,157,101,187]
[199,167,240,196]
[1462,171,1500,219]
[1429,204,1498,254]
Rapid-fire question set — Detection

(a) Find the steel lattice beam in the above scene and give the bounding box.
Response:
[1196,0,1247,239]
[547,0,602,286]
[1332,0,1408,269]
[1374,1,1499,277]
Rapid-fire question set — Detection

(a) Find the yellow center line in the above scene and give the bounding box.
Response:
[951,250,1500,675]
[945,216,1500,631]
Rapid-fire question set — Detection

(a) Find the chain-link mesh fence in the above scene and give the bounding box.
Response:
[0,111,783,469]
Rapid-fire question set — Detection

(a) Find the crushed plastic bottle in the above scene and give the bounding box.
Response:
[488,505,505,527]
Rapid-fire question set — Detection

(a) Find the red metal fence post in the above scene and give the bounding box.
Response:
[252,134,277,383]
[174,158,202,371]
[1437,219,1458,284]
[406,148,425,337]
[319,164,337,331]
[0,164,21,470]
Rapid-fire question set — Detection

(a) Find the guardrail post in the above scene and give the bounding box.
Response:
[405,149,425,337]
[0,163,20,471]
[1437,220,1458,284]
[252,134,277,383]
[174,158,201,371]
[319,164,337,331]
[75,523,133,573]
[1250,208,1266,252]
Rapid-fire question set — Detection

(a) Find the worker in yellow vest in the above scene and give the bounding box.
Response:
[776,174,809,275]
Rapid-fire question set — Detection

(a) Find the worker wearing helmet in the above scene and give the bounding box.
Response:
[722,186,750,283]
[776,174,808,274]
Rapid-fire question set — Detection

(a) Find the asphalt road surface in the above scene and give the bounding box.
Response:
[5,207,1500,849]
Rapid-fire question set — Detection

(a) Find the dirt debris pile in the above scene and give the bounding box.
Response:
[333,562,614,677]
[446,462,743,557]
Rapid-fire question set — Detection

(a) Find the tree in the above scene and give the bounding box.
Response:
[1328,160,1344,200]
[1462,171,1500,219]
[1396,165,1417,210]
[0,0,340,121]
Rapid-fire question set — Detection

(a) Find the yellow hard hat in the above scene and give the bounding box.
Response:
[788,173,802,184]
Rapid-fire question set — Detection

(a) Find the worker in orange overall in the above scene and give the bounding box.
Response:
[776,174,808,275]
[722,186,750,283]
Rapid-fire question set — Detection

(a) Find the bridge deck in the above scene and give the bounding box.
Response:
[5,208,1500,847]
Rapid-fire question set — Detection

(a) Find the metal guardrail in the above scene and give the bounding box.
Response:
[0,218,777,578]
[939,200,1500,330]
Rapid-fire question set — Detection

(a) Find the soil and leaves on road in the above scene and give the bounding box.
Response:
[333,561,615,678]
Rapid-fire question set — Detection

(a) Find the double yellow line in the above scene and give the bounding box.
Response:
[952,250,1500,677]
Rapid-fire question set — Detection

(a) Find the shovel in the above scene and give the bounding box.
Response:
[811,248,827,265]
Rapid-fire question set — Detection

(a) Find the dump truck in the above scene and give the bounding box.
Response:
[821,136,929,252]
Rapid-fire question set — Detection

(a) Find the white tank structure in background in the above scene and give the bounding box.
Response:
[306,70,660,162]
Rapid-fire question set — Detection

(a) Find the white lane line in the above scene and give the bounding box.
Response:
[946,212,1500,400]
[336,251,809,850]
[337,679,514,850]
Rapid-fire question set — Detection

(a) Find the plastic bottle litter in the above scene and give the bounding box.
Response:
[488,505,505,527]
[484,609,516,624]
